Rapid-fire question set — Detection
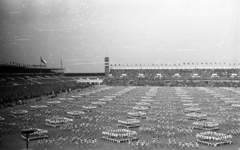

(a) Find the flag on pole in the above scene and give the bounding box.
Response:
[40,56,47,65]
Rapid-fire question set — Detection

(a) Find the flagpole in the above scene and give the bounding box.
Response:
[61,59,63,74]
[40,56,42,77]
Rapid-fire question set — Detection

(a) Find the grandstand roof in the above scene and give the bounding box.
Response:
[110,67,240,70]
[0,65,64,74]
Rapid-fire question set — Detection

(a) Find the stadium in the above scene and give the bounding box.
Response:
[1,57,240,150]
[1,0,240,150]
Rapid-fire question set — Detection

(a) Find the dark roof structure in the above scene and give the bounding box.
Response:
[0,64,64,75]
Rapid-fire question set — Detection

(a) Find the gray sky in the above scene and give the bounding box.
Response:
[0,0,239,72]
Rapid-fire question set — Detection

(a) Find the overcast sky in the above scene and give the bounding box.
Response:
[0,0,239,72]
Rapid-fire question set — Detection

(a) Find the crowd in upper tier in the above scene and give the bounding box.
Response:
[106,69,240,87]
[109,68,240,79]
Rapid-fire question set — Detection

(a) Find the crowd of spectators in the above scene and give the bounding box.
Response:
[0,75,91,108]
[106,68,240,87]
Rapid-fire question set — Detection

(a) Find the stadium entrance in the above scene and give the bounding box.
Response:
[76,78,103,85]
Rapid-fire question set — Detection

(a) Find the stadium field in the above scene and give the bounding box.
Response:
[1,86,240,150]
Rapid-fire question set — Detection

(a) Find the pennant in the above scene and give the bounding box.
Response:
[40,57,47,65]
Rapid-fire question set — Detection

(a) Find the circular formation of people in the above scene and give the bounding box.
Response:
[1,86,240,150]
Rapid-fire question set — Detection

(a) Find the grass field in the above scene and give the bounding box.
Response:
[1,86,240,150]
